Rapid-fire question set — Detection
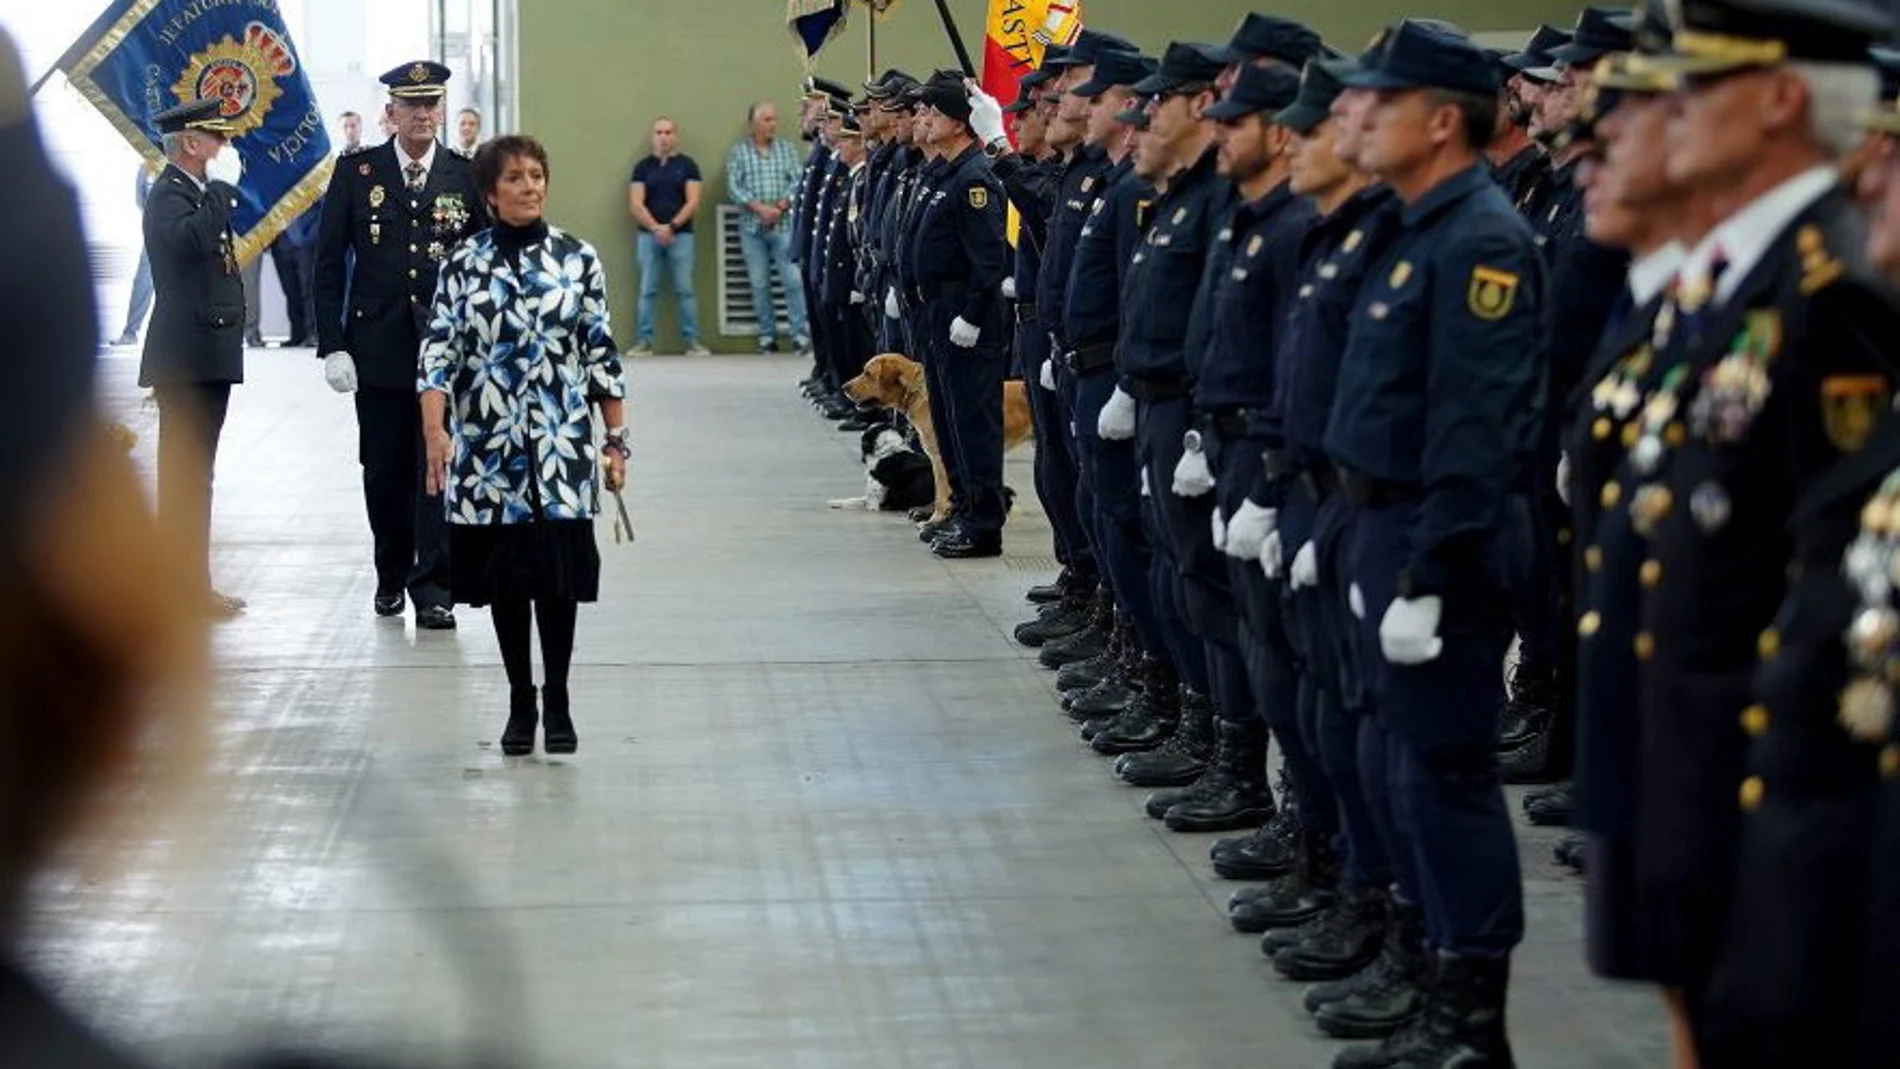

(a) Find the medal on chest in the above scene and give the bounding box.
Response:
[1687,309,1780,445]
[1840,470,1900,744]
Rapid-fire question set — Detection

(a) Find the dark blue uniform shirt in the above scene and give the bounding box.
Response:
[1038,146,1116,347]
[903,144,1008,329]
[890,156,948,300]
[1064,158,1148,348]
[1117,146,1225,382]
[1324,163,1547,593]
[1192,180,1315,420]
[788,143,831,265]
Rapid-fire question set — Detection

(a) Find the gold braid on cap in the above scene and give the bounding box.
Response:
[1671,29,1788,67]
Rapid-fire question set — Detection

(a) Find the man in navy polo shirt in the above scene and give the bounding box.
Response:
[628,116,707,355]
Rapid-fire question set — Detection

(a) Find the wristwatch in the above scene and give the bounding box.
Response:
[603,426,631,457]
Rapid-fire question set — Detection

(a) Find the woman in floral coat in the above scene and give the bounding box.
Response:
[420,134,628,757]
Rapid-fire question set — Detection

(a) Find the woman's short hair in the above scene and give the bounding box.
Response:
[472,134,550,196]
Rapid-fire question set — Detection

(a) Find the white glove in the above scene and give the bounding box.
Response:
[1038,359,1056,391]
[1172,444,1216,497]
[1379,595,1445,666]
[967,81,1008,148]
[1349,582,1366,620]
[1224,500,1276,559]
[949,316,981,348]
[1211,508,1228,551]
[205,145,244,189]
[1002,276,1018,300]
[1140,467,1151,498]
[1290,540,1319,589]
[322,351,358,394]
[1556,451,1571,507]
[850,289,865,305]
[1098,387,1136,440]
[1260,529,1284,579]
[885,287,901,320]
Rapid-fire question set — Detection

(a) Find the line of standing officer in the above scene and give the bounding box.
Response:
[314,61,487,631]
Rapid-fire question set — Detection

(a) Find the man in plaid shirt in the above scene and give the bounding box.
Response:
[726,100,812,352]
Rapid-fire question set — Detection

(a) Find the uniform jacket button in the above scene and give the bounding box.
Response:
[1600,482,1621,508]
[1741,704,1770,737]
[1739,775,1765,811]
[1882,745,1900,779]
[1758,628,1781,660]
[1578,611,1602,638]
[1640,560,1662,588]
[1633,632,1655,661]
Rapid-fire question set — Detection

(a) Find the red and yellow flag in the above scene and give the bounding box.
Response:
[980,0,1085,131]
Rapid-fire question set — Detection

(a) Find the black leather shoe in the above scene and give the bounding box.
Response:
[933,529,1001,559]
[1162,720,1275,832]
[501,686,537,756]
[919,516,960,543]
[838,415,875,432]
[1057,615,1130,694]
[1361,954,1513,1069]
[416,605,457,630]
[1313,900,1431,1040]
[1027,565,1082,604]
[542,683,577,754]
[1210,811,1299,880]
[1038,606,1111,668]
[374,592,404,617]
[1228,866,1336,933]
[1554,833,1586,872]
[907,505,934,523]
[1013,591,1096,647]
[1523,782,1573,827]
[1271,884,1387,982]
[1116,688,1213,786]
[1091,659,1180,754]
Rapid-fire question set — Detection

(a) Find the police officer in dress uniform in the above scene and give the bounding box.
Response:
[803,98,854,415]
[142,97,249,620]
[1680,11,1900,1064]
[860,74,921,362]
[818,110,875,415]
[1321,22,1544,1067]
[314,61,487,630]
[900,75,1011,559]
[1564,0,1897,1058]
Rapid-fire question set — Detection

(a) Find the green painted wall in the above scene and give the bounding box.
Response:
[518,0,1583,354]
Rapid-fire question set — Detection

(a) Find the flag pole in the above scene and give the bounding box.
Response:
[931,0,977,77]
[867,1,877,79]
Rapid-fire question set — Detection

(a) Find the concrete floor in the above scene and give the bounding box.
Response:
[25,350,1669,1069]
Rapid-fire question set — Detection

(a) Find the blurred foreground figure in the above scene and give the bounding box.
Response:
[0,29,511,1069]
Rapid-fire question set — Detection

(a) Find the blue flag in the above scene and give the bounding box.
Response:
[50,0,331,264]
[787,0,849,70]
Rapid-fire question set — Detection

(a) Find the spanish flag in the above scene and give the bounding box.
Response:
[980,0,1085,135]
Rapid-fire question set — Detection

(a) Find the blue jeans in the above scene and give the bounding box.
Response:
[738,225,809,346]
[635,231,699,347]
[119,248,153,340]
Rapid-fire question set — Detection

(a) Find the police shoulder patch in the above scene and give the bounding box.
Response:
[1467,265,1521,321]
[968,186,989,210]
[1822,374,1890,453]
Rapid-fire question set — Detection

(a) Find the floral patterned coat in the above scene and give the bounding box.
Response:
[419,224,624,525]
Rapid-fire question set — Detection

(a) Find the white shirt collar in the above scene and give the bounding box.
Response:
[1627,241,1685,307]
[1683,164,1836,306]
[397,138,438,181]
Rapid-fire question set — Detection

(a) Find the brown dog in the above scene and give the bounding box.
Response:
[843,353,1033,524]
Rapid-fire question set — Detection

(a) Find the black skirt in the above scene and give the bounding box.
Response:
[449,518,600,606]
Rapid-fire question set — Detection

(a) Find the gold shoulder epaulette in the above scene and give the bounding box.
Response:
[1798,223,1845,296]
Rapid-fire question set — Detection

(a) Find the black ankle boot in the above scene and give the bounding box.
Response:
[1226,829,1338,932]
[1090,658,1182,754]
[1210,797,1300,880]
[502,685,538,756]
[1522,781,1573,826]
[1160,719,1275,832]
[1313,897,1431,1039]
[1271,883,1386,981]
[1038,596,1113,668]
[1013,587,1096,647]
[1058,613,1130,696]
[542,683,577,754]
[1342,954,1513,1069]
[1116,687,1214,787]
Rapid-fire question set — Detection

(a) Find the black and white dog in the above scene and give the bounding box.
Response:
[828,424,936,512]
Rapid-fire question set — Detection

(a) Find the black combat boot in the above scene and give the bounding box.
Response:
[1499,664,1572,784]
[1089,657,1182,754]
[1553,834,1586,872]
[1038,596,1113,668]
[1013,586,1095,647]
[1210,775,1300,879]
[1495,662,1554,750]
[1027,564,1087,605]
[1115,688,1214,787]
[1227,828,1339,933]
[501,685,538,757]
[1313,897,1431,1039]
[1056,613,1129,694]
[1522,781,1573,826]
[1376,954,1513,1069]
[541,683,577,755]
[1160,719,1275,832]
[1271,883,1386,982]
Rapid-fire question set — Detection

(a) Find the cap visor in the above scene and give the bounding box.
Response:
[1548,43,1610,65]
[1338,67,1418,91]
[1318,57,1365,80]
[1202,98,1261,120]
[1069,78,1113,97]
[1271,101,1331,132]
[1002,102,1031,114]
[1130,73,1176,95]
[1522,65,1562,82]
[1113,106,1147,124]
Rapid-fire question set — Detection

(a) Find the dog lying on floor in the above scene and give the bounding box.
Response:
[828,424,936,512]
[842,353,1033,525]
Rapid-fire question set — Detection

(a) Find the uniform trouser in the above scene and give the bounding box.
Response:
[1347,499,1526,957]
[154,381,232,594]
[807,274,836,384]
[269,237,310,342]
[355,386,450,610]
[1247,474,1336,838]
[1509,482,1568,675]
[925,302,1008,535]
[1072,370,1171,662]
[1020,325,1089,570]
[1138,395,1241,712]
[1056,364,1097,579]
[1309,489,1395,891]
[824,301,870,391]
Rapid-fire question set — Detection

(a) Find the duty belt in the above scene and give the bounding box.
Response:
[908,280,970,306]
[1339,468,1420,509]
[1124,373,1192,403]
[1014,301,1038,325]
[1300,461,1339,502]
[1206,409,1254,441]
[1065,339,1116,375]
[1260,448,1294,480]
